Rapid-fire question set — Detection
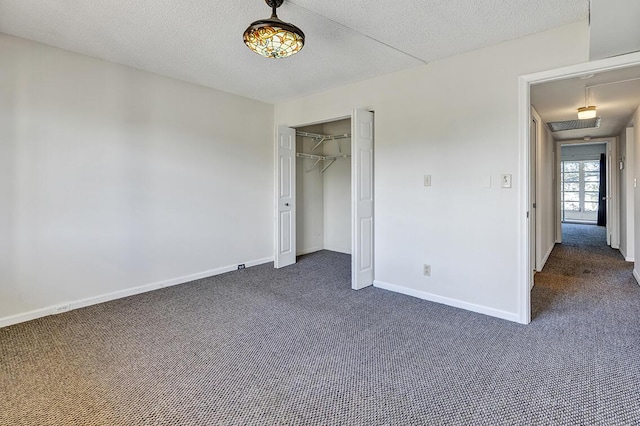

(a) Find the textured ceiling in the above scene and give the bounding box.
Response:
[0,0,589,103]
[531,66,640,141]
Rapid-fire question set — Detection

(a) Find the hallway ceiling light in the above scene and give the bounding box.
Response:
[243,0,305,59]
[577,106,597,120]
[577,84,596,120]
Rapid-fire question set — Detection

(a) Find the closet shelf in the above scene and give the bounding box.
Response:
[297,131,351,153]
[296,152,350,173]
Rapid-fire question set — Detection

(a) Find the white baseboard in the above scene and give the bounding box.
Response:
[0,256,273,329]
[298,246,352,256]
[538,243,555,271]
[297,246,323,256]
[633,269,640,286]
[323,245,351,255]
[373,280,520,323]
[619,246,634,262]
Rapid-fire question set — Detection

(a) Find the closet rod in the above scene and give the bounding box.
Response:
[296,152,351,174]
[296,152,351,161]
[296,152,324,161]
[296,131,351,141]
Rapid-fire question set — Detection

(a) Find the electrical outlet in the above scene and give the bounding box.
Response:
[423,264,431,277]
[238,264,246,270]
[424,175,432,187]
[55,304,71,314]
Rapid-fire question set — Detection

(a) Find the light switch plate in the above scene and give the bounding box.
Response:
[424,175,432,187]
[501,174,512,188]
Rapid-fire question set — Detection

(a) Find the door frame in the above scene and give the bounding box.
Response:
[530,112,538,288]
[518,51,640,324]
[274,110,375,289]
[555,138,617,245]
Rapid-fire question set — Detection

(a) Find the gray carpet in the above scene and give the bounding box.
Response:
[1,230,640,425]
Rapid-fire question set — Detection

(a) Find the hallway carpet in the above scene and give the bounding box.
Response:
[2,235,640,425]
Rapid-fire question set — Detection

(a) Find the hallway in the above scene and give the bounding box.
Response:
[532,223,639,321]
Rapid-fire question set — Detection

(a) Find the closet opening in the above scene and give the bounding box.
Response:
[296,119,352,258]
[275,109,374,290]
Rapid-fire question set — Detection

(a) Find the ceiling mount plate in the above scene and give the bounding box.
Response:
[265,0,284,8]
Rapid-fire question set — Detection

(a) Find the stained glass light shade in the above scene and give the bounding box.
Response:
[243,18,304,59]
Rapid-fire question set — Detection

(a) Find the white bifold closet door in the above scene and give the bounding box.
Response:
[275,109,374,291]
[351,109,374,290]
[275,126,296,268]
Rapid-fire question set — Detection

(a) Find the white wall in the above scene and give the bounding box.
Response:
[619,126,635,261]
[275,21,590,321]
[322,119,351,254]
[0,34,274,325]
[532,108,556,270]
[589,0,640,60]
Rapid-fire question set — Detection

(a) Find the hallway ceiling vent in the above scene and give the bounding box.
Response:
[547,117,601,132]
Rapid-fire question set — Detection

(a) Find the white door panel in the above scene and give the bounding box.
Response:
[352,109,374,290]
[275,126,296,268]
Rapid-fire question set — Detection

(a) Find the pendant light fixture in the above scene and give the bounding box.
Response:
[243,0,305,59]
[577,86,596,120]
[577,105,597,120]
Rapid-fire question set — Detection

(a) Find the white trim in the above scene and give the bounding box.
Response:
[633,269,640,285]
[519,52,640,85]
[518,69,532,325]
[322,245,351,255]
[297,246,323,256]
[0,257,273,329]
[373,280,520,323]
[619,246,634,262]
[539,243,555,271]
[518,51,640,326]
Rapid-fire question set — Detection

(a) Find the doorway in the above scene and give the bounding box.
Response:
[559,143,606,225]
[274,109,374,290]
[554,138,616,247]
[518,51,640,324]
[295,119,351,257]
